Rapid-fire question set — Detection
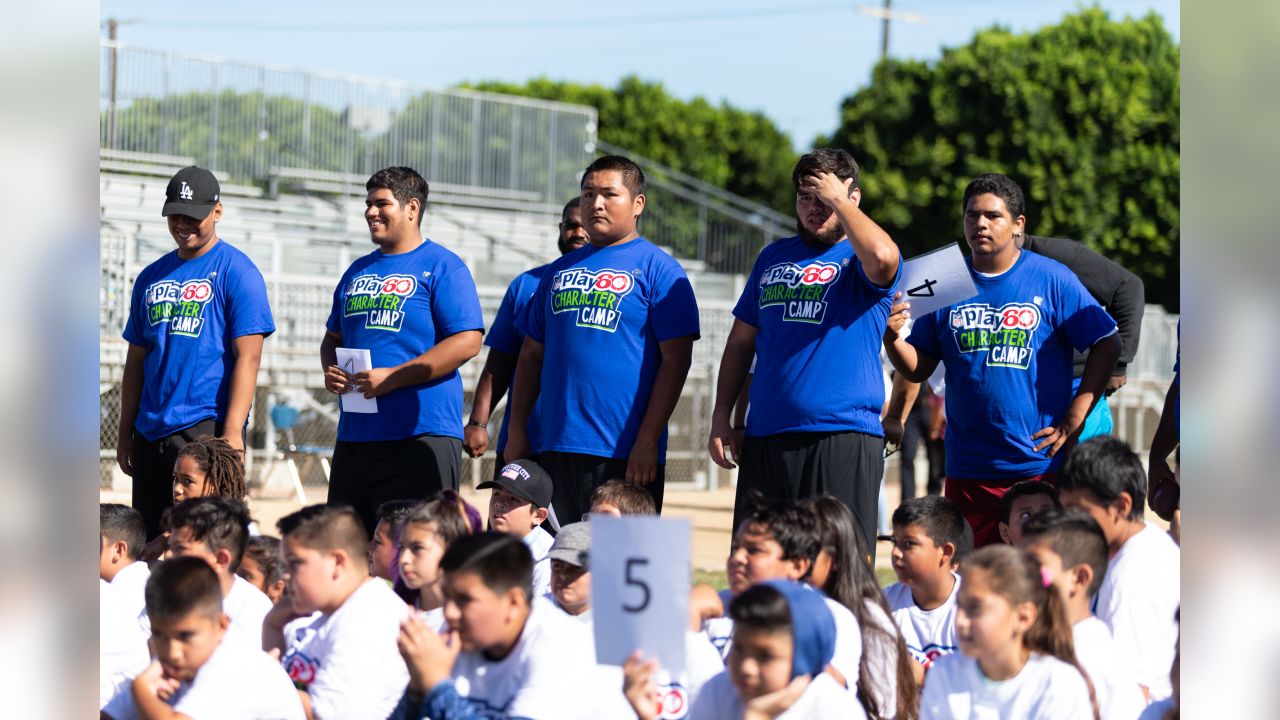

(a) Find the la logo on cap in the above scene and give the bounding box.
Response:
[179,181,194,200]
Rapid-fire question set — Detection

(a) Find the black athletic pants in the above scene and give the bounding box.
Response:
[131,418,223,541]
[540,451,665,528]
[735,430,883,562]
[900,404,945,500]
[328,434,462,538]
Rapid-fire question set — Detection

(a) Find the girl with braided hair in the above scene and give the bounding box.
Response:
[172,435,247,504]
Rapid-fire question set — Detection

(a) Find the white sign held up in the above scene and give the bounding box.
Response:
[335,347,377,414]
[899,242,979,318]
[591,516,689,675]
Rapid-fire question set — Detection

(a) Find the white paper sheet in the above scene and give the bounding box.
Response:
[591,516,690,674]
[335,347,377,414]
[899,242,979,317]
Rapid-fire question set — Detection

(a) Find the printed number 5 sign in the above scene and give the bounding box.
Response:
[899,242,979,318]
[592,516,690,675]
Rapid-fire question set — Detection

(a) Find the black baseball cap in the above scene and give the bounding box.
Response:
[162,166,221,220]
[477,459,553,509]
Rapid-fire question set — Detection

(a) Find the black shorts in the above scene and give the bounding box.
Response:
[131,418,229,541]
[540,451,665,528]
[736,430,884,562]
[328,434,462,538]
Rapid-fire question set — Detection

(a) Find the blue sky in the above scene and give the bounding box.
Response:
[100,0,1178,150]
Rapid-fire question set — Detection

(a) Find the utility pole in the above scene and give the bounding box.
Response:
[103,17,141,149]
[881,0,891,61]
[856,3,929,61]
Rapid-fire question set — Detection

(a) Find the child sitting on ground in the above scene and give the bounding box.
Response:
[397,491,474,630]
[589,478,657,517]
[882,495,967,671]
[682,580,860,720]
[265,503,410,720]
[140,437,250,562]
[100,504,151,709]
[1056,436,1180,703]
[997,480,1060,546]
[919,545,1096,719]
[1018,508,1145,719]
[101,557,303,720]
[236,534,286,604]
[163,497,271,646]
[477,459,555,599]
[391,532,594,719]
[369,498,421,603]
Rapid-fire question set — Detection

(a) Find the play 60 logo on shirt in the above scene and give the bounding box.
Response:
[341,273,417,331]
[758,260,842,323]
[949,301,1042,369]
[551,267,635,332]
[144,278,215,337]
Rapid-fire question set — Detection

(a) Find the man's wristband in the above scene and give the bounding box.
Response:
[466,420,487,429]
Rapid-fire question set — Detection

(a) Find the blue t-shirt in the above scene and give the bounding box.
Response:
[123,241,275,441]
[326,240,484,442]
[484,264,550,454]
[907,250,1117,479]
[733,236,900,437]
[524,238,700,461]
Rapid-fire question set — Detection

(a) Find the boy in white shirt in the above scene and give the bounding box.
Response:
[1019,507,1146,719]
[101,557,304,720]
[391,532,595,720]
[1057,436,1180,702]
[882,495,966,670]
[164,497,272,648]
[477,459,555,599]
[264,503,410,720]
[101,504,152,708]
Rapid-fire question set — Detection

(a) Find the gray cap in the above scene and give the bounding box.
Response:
[548,521,591,569]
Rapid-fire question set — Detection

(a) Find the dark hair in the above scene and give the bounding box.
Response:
[1057,436,1147,521]
[738,492,821,569]
[401,491,473,549]
[801,497,919,720]
[956,520,974,567]
[375,499,422,539]
[561,197,581,216]
[277,504,369,568]
[892,495,967,552]
[962,172,1025,220]
[998,481,1061,526]
[145,556,224,622]
[166,497,252,572]
[440,531,533,602]
[792,148,860,190]
[1021,508,1110,596]
[367,166,429,225]
[590,479,657,516]
[175,435,246,501]
[728,582,792,633]
[101,503,145,560]
[963,546,1099,720]
[242,535,285,588]
[582,155,645,196]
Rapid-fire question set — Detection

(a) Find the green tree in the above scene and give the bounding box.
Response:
[462,77,799,215]
[822,8,1179,310]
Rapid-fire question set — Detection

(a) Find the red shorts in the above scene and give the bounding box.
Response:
[944,474,1054,548]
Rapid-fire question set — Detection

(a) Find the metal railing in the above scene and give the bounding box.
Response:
[100,41,597,205]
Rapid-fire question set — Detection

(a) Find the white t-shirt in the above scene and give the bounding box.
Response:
[522,525,554,601]
[883,573,962,668]
[1094,523,1180,702]
[860,598,904,720]
[920,652,1094,720]
[445,597,596,719]
[1074,616,1146,720]
[102,635,304,720]
[224,573,273,648]
[281,578,410,720]
[690,670,863,720]
[416,605,447,634]
[100,576,151,709]
[704,590,863,685]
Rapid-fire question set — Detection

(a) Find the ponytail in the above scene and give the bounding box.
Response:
[962,545,1100,720]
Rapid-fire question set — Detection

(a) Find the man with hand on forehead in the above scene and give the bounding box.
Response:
[883,173,1120,548]
[117,166,274,539]
[709,148,900,557]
